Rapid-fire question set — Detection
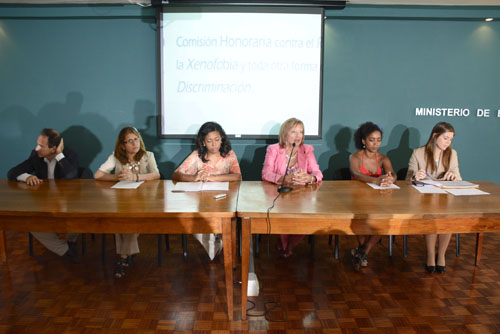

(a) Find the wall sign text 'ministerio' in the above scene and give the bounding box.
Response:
[415,107,500,118]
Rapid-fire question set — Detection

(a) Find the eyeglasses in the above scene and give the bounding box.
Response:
[124,137,140,144]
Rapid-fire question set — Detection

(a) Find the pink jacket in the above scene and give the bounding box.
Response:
[262,143,323,184]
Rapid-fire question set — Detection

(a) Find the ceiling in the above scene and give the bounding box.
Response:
[0,0,499,5]
[352,0,500,4]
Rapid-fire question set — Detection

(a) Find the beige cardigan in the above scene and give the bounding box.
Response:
[406,146,461,181]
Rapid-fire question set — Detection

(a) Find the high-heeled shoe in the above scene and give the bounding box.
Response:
[281,250,292,258]
[436,265,446,274]
[352,249,366,272]
[351,248,368,267]
[435,255,446,273]
[425,264,436,273]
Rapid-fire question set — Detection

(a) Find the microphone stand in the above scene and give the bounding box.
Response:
[278,143,296,193]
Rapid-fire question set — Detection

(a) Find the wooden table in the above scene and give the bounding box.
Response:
[0,179,238,320]
[237,180,500,319]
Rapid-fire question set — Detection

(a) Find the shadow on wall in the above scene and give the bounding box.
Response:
[37,92,112,172]
[239,139,276,181]
[127,100,177,178]
[319,125,352,180]
[114,99,196,179]
[385,125,421,180]
[0,92,111,177]
[61,126,101,178]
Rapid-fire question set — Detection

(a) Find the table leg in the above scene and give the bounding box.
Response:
[222,218,233,321]
[0,230,6,262]
[241,218,251,320]
[475,232,484,266]
[232,217,237,269]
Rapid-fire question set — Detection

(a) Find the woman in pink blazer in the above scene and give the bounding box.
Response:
[262,118,323,258]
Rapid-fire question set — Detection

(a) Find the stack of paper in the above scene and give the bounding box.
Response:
[412,180,488,196]
[421,180,479,188]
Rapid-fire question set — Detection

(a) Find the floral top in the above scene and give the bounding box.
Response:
[175,150,241,176]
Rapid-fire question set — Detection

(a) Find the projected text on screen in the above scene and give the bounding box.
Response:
[159,8,324,138]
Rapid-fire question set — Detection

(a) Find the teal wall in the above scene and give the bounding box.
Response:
[1,4,499,182]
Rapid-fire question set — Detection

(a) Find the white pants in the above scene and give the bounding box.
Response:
[115,233,140,256]
[31,232,79,256]
[193,233,222,260]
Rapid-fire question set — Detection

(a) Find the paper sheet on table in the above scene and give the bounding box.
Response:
[421,180,479,188]
[172,181,229,192]
[200,182,229,191]
[411,185,447,194]
[111,181,144,189]
[444,188,490,196]
[366,183,400,190]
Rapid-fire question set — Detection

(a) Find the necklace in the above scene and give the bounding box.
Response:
[129,160,140,171]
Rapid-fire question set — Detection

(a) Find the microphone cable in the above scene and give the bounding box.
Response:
[246,299,288,322]
[266,191,280,236]
[265,190,281,256]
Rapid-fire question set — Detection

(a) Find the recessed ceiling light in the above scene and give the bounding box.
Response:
[485,18,494,22]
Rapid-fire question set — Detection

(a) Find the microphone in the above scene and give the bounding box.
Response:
[278,143,296,193]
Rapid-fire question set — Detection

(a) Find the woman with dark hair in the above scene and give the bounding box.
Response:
[349,122,396,271]
[173,121,241,259]
[406,122,460,274]
[94,126,160,278]
[262,117,323,258]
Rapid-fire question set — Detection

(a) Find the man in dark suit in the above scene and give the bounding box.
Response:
[8,128,80,263]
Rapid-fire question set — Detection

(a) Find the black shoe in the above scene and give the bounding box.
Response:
[425,265,436,273]
[64,242,80,263]
[68,241,78,254]
[352,249,366,272]
[436,265,446,274]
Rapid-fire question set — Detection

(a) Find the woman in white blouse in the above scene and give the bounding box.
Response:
[94,126,160,279]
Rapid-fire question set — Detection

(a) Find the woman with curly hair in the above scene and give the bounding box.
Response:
[349,122,396,271]
[173,121,241,259]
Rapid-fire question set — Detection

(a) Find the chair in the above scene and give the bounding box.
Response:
[387,168,409,258]
[329,168,351,259]
[157,172,188,266]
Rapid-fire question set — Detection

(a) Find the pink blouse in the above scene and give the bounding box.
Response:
[175,150,241,176]
[262,143,323,184]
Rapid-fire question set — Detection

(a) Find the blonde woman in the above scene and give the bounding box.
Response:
[262,118,323,258]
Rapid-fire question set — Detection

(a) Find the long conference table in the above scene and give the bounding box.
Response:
[0,179,238,320]
[2,179,500,321]
[237,181,500,319]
